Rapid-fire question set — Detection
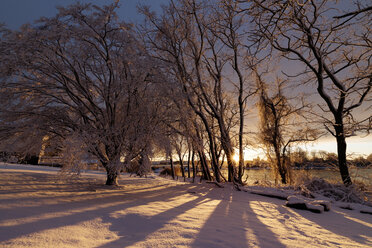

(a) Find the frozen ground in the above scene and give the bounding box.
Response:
[0,163,371,248]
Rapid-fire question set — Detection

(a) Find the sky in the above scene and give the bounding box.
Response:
[235,135,372,161]
[0,0,168,29]
[0,0,371,158]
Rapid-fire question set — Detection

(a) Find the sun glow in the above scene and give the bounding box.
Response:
[232,135,372,163]
[232,148,264,162]
[233,153,240,162]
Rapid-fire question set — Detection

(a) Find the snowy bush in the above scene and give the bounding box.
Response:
[59,136,88,176]
[160,167,182,177]
[124,151,152,177]
[300,177,366,204]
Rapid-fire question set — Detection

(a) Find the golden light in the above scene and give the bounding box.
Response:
[233,149,259,162]
[233,153,240,162]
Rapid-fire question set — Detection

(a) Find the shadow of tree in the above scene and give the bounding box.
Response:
[1,169,371,247]
[192,190,286,248]
[0,172,199,242]
[294,207,372,245]
[97,191,213,247]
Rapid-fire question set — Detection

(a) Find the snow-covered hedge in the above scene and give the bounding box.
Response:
[243,177,372,214]
[299,177,367,203]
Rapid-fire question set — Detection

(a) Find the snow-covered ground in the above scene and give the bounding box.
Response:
[0,163,371,248]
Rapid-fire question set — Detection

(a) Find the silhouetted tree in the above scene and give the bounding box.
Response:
[250,0,372,185]
[257,75,318,184]
[0,2,165,185]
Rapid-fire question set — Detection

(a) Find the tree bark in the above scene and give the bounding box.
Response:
[238,115,244,181]
[219,124,235,182]
[273,144,288,185]
[170,156,175,180]
[198,151,212,181]
[104,163,119,186]
[277,159,287,185]
[219,112,238,182]
[191,150,196,183]
[187,149,191,178]
[193,110,221,182]
[223,149,235,183]
[178,152,185,179]
[335,119,352,186]
[105,172,119,186]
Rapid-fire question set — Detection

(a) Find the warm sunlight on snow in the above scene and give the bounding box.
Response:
[1,163,371,248]
[0,0,371,247]
[249,201,372,247]
[2,218,120,248]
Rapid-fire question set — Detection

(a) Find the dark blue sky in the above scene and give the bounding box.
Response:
[0,0,168,30]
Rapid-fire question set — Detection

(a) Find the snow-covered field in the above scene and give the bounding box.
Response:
[0,163,371,248]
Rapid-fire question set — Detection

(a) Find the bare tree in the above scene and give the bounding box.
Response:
[209,0,260,182]
[257,75,318,184]
[141,0,260,183]
[250,0,372,185]
[171,134,187,179]
[0,2,164,185]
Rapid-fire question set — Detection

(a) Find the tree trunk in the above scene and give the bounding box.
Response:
[178,152,185,179]
[212,162,222,183]
[226,157,235,182]
[187,149,191,178]
[335,122,352,185]
[191,150,196,183]
[218,120,235,182]
[278,159,287,185]
[274,147,288,184]
[238,89,245,182]
[224,146,235,182]
[106,172,119,186]
[238,138,244,182]
[104,163,119,186]
[170,156,175,180]
[197,115,221,182]
[198,151,212,181]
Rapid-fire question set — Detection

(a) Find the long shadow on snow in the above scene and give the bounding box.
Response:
[0,182,172,210]
[0,181,197,242]
[254,193,372,246]
[295,206,372,245]
[0,173,172,222]
[192,189,286,248]
[97,185,220,248]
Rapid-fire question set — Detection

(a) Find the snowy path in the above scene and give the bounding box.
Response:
[0,163,371,247]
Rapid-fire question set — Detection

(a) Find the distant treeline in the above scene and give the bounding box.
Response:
[0,151,39,165]
[247,150,372,169]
